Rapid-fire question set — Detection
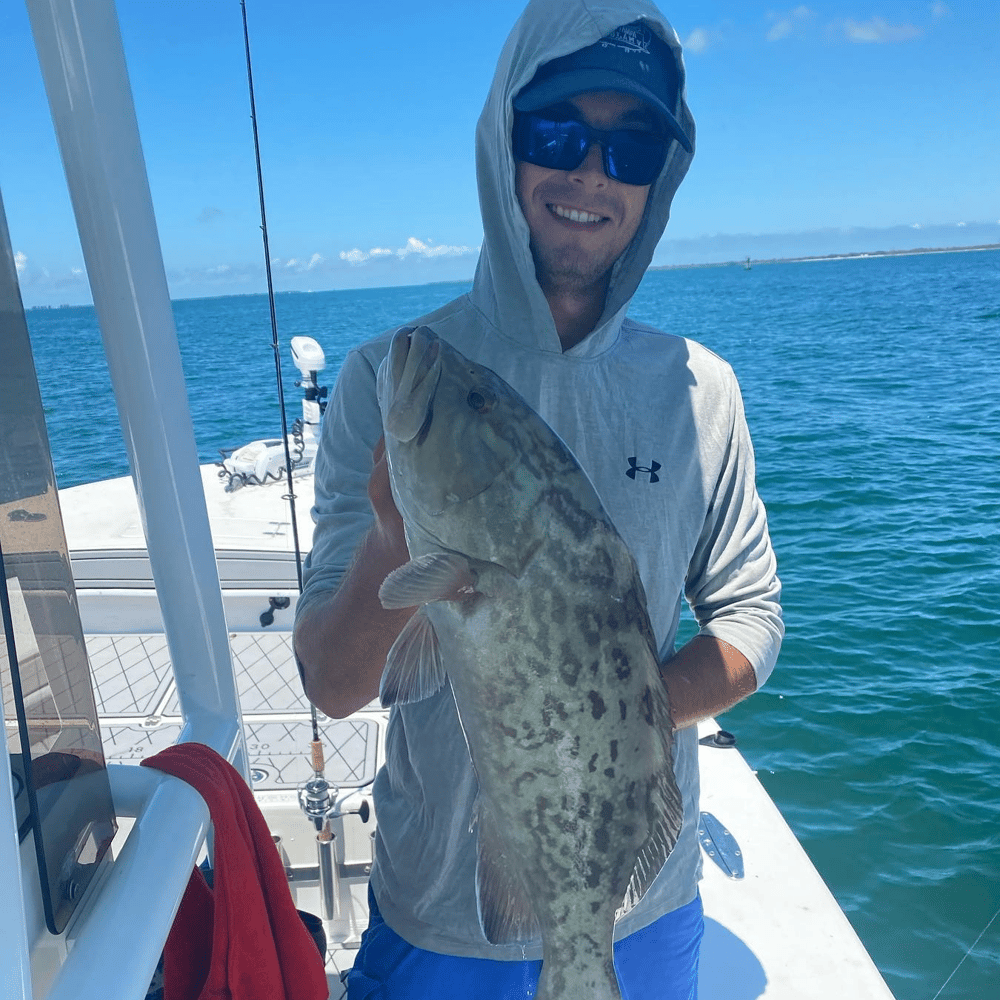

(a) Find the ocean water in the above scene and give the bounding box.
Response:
[25,249,1000,998]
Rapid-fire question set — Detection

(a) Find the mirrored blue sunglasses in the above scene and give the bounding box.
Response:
[512,110,671,186]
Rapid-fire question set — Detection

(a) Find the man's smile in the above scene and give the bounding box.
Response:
[548,203,608,224]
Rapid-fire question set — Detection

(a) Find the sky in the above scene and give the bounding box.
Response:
[2,0,998,306]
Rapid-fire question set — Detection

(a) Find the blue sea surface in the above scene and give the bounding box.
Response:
[25,249,1000,999]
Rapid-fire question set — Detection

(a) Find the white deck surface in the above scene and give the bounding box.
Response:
[61,465,316,556]
[696,725,895,998]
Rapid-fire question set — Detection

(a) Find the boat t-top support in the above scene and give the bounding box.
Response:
[25,0,245,760]
[14,0,249,996]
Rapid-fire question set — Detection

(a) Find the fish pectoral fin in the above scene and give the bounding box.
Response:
[474,797,539,945]
[379,610,447,706]
[379,552,476,609]
[618,761,685,920]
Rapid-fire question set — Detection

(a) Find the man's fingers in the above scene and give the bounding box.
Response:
[369,436,405,540]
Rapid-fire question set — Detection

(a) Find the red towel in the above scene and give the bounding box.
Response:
[142,743,329,1000]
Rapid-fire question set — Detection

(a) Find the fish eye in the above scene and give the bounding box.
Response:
[467,387,495,413]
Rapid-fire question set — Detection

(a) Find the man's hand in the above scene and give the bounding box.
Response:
[294,437,416,718]
[368,435,407,555]
[369,436,475,603]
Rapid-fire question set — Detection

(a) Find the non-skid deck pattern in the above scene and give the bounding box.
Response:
[87,632,380,792]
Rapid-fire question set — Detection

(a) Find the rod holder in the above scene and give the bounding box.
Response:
[316,821,339,921]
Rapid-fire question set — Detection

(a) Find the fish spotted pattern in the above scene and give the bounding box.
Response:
[376,326,683,1000]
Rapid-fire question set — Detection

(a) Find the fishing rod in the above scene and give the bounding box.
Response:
[239,7,370,923]
[238,1,324,759]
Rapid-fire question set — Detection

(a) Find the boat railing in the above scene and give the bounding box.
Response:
[42,765,212,1000]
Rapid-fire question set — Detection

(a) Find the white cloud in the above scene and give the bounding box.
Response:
[767,6,816,42]
[268,253,326,272]
[930,2,951,19]
[339,237,478,265]
[397,237,471,259]
[684,28,711,54]
[836,17,922,43]
[9,253,88,297]
[156,241,479,298]
[680,20,741,55]
[956,221,967,227]
[911,223,923,229]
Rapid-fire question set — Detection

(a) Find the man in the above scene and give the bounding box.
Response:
[294,1,782,996]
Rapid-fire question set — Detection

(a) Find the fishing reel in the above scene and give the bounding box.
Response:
[297,742,371,922]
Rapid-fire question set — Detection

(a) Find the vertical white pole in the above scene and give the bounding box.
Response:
[24,0,245,771]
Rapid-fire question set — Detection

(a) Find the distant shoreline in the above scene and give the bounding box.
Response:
[25,242,1000,309]
[650,243,1000,271]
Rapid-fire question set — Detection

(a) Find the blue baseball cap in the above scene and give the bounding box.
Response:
[513,21,692,153]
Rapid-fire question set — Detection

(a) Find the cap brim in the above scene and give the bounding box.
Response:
[513,69,692,153]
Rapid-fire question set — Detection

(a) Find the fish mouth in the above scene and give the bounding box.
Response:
[382,326,442,443]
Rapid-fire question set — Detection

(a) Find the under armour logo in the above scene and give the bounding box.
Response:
[626,457,660,483]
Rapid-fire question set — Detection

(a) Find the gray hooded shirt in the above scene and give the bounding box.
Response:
[298,0,782,959]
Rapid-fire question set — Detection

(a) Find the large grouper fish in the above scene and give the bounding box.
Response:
[375,326,684,1000]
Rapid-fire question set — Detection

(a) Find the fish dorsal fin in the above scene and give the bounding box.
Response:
[474,796,540,945]
[617,755,685,920]
[379,609,447,707]
[379,552,475,609]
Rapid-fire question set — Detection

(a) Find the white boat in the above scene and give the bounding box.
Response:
[2,2,898,997]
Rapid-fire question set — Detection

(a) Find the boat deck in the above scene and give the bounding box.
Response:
[90,631,378,792]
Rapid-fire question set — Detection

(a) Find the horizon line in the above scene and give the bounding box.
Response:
[23,241,1000,310]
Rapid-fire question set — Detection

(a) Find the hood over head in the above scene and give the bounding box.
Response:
[472,0,696,356]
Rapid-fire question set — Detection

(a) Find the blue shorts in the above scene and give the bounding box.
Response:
[345,887,703,999]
